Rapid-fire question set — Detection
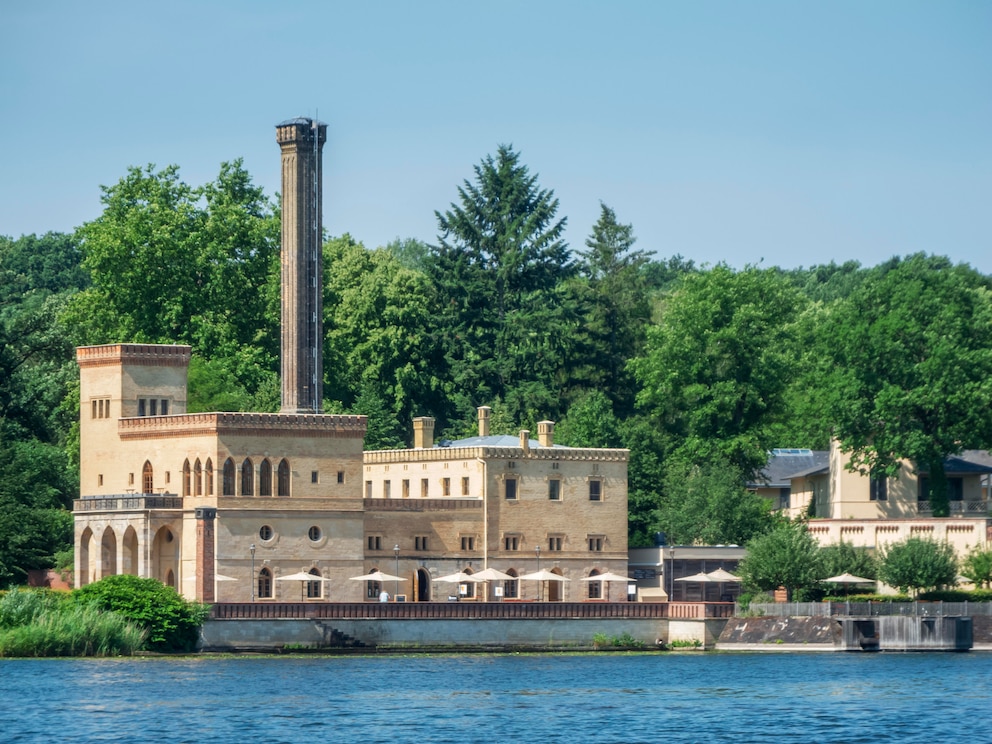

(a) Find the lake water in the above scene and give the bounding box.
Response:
[3,653,990,743]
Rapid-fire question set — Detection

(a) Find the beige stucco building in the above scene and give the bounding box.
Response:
[750,442,992,561]
[73,349,630,603]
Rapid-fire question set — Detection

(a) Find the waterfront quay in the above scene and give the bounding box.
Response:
[202,600,734,651]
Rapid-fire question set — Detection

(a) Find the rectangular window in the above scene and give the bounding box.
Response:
[505,478,517,500]
[548,536,563,551]
[548,480,561,501]
[588,536,604,552]
[312,471,320,483]
[504,535,519,551]
[336,471,344,484]
[129,473,135,486]
[421,478,429,498]
[442,477,451,497]
[164,471,170,484]
[149,399,158,416]
[869,476,887,502]
[461,536,475,551]
[461,477,470,496]
[402,479,410,498]
[415,535,429,551]
[137,399,146,417]
[160,399,168,415]
[98,474,103,486]
[779,487,791,510]
[92,400,98,419]
[368,535,382,551]
[383,480,391,499]
[365,480,373,498]
[589,480,602,501]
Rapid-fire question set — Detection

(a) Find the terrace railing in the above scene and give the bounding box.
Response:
[745,601,992,618]
[210,601,736,621]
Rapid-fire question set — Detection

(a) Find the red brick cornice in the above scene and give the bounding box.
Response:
[119,412,367,440]
[77,344,192,368]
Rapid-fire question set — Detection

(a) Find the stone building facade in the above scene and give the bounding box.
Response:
[73,349,629,603]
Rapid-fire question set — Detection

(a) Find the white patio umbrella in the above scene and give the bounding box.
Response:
[518,569,569,601]
[580,571,635,601]
[674,572,716,583]
[822,573,874,584]
[275,571,332,600]
[434,571,480,584]
[349,569,406,583]
[705,568,742,582]
[471,568,515,582]
[470,567,515,601]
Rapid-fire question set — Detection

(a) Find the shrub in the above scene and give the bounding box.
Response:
[960,546,992,589]
[879,537,957,596]
[74,575,210,652]
[0,604,146,657]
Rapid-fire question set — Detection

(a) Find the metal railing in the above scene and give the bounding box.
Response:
[210,601,736,621]
[916,500,989,516]
[744,601,992,618]
[74,495,184,512]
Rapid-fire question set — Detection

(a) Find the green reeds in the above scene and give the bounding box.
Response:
[0,589,147,657]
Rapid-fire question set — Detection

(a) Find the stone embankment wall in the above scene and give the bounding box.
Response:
[201,617,674,651]
[716,617,839,652]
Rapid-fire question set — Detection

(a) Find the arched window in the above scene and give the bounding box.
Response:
[277,459,290,497]
[259,459,272,497]
[461,568,475,599]
[307,568,323,599]
[182,459,191,497]
[205,459,214,496]
[504,569,519,599]
[222,458,235,496]
[588,570,602,599]
[193,459,202,497]
[142,461,154,494]
[241,458,254,497]
[258,567,272,599]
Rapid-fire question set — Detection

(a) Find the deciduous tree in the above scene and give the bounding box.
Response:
[820,254,992,516]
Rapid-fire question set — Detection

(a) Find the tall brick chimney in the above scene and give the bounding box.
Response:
[478,406,491,437]
[538,420,554,447]
[276,117,327,414]
[519,429,530,453]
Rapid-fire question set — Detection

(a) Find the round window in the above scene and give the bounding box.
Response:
[259,525,273,541]
[308,525,322,541]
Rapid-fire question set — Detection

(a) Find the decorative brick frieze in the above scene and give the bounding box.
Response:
[77,344,192,368]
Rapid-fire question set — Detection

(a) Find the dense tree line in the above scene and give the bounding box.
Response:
[2,146,992,585]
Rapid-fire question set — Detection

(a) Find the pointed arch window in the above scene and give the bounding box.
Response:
[241,459,254,496]
[277,459,290,497]
[259,459,272,497]
[205,459,214,496]
[142,461,154,494]
[222,458,235,496]
[258,567,272,599]
[182,459,191,497]
[193,459,202,497]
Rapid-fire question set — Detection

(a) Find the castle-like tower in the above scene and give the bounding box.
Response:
[276,117,327,413]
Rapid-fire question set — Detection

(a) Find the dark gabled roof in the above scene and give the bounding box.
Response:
[920,451,992,476]
[749,449,829,488]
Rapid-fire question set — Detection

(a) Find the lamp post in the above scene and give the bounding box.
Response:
[250,543,256,603]
[394,544,400,601]
[535,545,541,601]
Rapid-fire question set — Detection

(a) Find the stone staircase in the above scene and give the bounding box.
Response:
[313,621,366,649]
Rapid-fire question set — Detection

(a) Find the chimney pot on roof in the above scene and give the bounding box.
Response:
[538,420,554,447]
[519,429,530,453]
[413,417,435,449]
[478,406,491,437]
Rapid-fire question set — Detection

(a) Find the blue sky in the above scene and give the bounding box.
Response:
[2,1,990,273]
